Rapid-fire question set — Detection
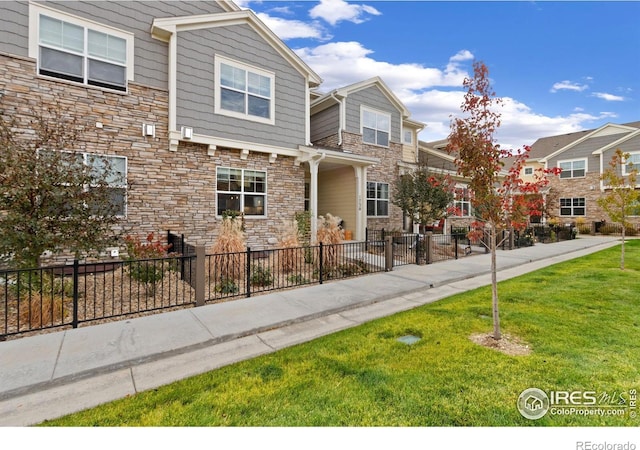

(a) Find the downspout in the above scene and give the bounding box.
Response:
[330,91,344,146]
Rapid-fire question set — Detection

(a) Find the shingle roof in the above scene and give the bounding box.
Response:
[528,121,640,160]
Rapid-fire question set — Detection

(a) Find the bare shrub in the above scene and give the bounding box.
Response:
[211,214,246,281]
[278,218,301,273]
[316,213,344,270]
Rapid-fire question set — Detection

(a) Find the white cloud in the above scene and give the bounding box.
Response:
[296,43,471,92]
[309,0,381,26]
[255,13,331,41]
[592,92,625,101]
[550,80,589,93]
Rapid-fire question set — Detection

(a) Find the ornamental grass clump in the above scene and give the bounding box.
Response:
[278,218,301,273]
[316,213,344,271]
[211,213,246,281]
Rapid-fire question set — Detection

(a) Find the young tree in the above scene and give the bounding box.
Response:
[447,61,559,341]
[392,167,455,232]
[0,100,124,268]
[597,148,639,270]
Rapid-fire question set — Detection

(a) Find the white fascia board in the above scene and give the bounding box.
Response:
[168,131,303,159]
[152,11,321,86]
[335,77,410,117]
[540,123,635,163]
[591,129,640,155]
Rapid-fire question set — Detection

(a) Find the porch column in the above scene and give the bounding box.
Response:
[308,154,324,244]
[353,165,367,240]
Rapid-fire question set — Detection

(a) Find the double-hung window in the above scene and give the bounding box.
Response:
[560,198,585,216]
[362,108,390,147]
[217,168,267,216]
[31,4,133,92]
[367,182,389,217]
[558,159,586,179]
[454,186,473,217]
[87,154,127,216]
[38,150,127,217]
[215,56,275,124]
[623,152,640,175]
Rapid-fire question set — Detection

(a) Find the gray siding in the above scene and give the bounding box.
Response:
[310,103,340,142]
[175,25,308,150]
[0,1,227,89]
[548,133,629,172]
[0,2,28,57]
[344,86,401,143]
[601,134,640,176]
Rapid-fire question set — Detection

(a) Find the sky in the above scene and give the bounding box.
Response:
[235,0,640,151]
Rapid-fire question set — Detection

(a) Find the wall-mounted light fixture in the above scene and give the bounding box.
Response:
[142,123,155,137]
[181,126,193,140]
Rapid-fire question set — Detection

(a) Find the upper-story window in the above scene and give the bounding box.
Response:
[30,4,134,92]
[558,159,586,179]
[362,107,390,147]
[623,152,640,175]
[215,56,275,125]
[402,128,413,145]
[524,167,533,176]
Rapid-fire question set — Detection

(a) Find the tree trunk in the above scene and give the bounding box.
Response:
[621,227,626,271]
[491,223,501,340]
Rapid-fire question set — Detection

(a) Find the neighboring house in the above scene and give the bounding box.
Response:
[418,139,478,232]
[0,1,425,254]
[309,77,424,238]
[531,121,640,227]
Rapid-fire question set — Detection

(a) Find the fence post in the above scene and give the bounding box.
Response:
[425,232,433,264]
[195,246,205,307]
[454,234,459,260]
[72,259,79,329]
[319,242,324,284]
[246,247,252,297]
[415,233,421,265]
[385,235,393,271]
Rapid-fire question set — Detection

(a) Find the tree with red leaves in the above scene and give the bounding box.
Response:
[447,61,560,341]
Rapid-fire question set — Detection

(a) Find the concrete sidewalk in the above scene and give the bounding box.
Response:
[0,236,621,426]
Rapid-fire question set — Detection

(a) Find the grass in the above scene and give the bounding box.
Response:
[42,241,640,426]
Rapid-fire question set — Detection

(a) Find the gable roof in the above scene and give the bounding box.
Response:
[311,77,411,118]
[533,121,640,162]
[151,9,322,87]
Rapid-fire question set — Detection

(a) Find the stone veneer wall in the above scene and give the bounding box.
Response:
[340,131,404,231]
[546,173,610,225]
[0,53,305,258]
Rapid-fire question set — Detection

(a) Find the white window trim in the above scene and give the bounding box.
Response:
[623,152,640,176]
[557,158,587,179]
[216,167,268,218]
[361,106,391,148]
[366,181,389,218]
[453,184,473,217]
[402,127,413,145]
[28,2,134,89]
[37,149,128,217]
[214,55,275,126]
[524,166,534,176]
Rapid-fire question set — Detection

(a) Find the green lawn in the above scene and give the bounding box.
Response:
[43,240,640,426]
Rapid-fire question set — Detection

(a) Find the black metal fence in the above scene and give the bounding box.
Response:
[205,241,387,302]
[1,255,196,340]
[1,240,390,340]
